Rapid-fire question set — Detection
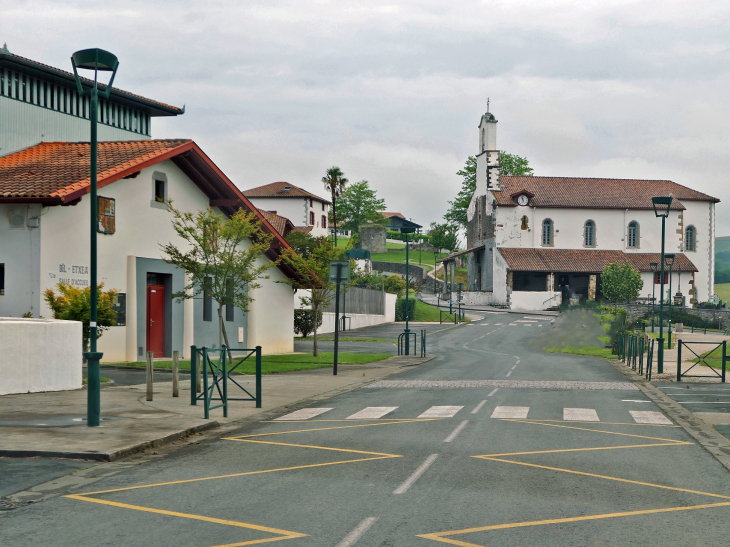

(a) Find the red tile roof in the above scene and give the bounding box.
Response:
[382,212,405,219]
[291,226,314,234]
[243,181,331,204]
[498,248,697,273]
[261,211,295,238]
[496,176,719,210]
[0,140,307,282]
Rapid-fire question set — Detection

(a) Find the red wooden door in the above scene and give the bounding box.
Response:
[146,285,166,358]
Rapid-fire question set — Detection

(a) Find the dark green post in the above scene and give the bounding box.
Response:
[334,264,341,375]
[255,346,262,408]
[723,340,727,383]
[677,339,682,382]
[190,346,197,405]
[404,231,410,355]
[658,217,666,373]
[222,347,228,418]
[72,49,118,427]
[202,347,209,419]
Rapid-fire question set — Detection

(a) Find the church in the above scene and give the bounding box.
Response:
[446,109,718,311]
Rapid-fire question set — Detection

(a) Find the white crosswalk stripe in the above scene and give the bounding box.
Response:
[418,406,464,418]
[491,406,530,419]
[346,407,398,420]
[275,408,332,420]
[563,408,600,422]
[630,410,672,425]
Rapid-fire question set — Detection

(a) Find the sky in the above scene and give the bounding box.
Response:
[3,1,730,234]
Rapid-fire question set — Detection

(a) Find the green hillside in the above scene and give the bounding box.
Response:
[716,236,730,284]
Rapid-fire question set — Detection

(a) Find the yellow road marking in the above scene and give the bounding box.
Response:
[226,438,401,457]
[65,494,306,546]
[228,418,438,439]
[477,441,691,457]
[263,418,436,423]
[418,502,730,546]
[500,418,679,428]
[506,419,686,443]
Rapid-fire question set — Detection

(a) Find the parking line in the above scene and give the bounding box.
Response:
[394,454,439,494]
[491,406,529,419]
[346,407,398,420]
[471,400,488,414]
[563,408,600,422]
[274,408,332,420]
[444,420,469,442]
[487,388,499,397]
[418,406,464,418]
[335,517,378,547]
[630,411,673,424]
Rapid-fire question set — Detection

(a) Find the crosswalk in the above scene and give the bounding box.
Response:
[274,405,672,424]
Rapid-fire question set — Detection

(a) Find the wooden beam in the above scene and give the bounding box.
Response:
[209,199,241,207]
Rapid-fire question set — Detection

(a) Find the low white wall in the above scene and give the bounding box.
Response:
[510,291,562,311]
[298,292,396,335]
[0,317,83,395]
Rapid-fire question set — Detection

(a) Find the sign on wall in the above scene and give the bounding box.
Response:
[98,196,115,234]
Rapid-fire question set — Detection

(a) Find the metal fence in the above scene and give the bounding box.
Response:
[322,287,385,315]
[677,340,726,382]
[617,333,654,380]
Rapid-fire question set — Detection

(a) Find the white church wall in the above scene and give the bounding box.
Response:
[681,200,714,302]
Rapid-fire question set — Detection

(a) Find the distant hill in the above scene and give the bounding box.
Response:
[716,237,730,283]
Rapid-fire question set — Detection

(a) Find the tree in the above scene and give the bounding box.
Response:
[282,232,344,356]
[429,222,459,252]
[44,283,118,351]
[322,166,349,247]
[501,152,534,176]
[336,180,386,234]
[601,261,643,311]
[384,274,406,294]
[160,205,276,354]
[444,152,534,230]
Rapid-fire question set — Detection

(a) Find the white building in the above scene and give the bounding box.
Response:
[448,109,719,311]
[0,47,302,359]
[243,181,331,238]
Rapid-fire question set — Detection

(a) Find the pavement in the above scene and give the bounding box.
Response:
[647,329,730,380]
[0,353,432,463]
[5,313,730,545]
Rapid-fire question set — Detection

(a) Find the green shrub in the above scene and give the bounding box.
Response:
[384,274,406,294]
[396,294,417,321]
[294,309,323,338]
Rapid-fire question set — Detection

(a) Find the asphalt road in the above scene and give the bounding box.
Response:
[4,316,730,546]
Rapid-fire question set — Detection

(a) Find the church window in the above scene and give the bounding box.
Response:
[542,219,553,246]
[584,220,596,247]
[627,221,639,248]
[685,226,696,251]
[521,216,528,230]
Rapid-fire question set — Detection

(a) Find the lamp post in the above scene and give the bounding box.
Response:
[652,195,673,374]
[666,253,675,348]
[434,251,438,293]
[401,226,416,355]
[71,49,119,427]
[650,262,658,333]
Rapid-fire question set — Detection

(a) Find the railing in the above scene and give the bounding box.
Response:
[190,345,262,419]
[677,340,726,382]
[398,331,417,356]
[420,329,427,358]
[543,293,561,307]
[617,333,654,380]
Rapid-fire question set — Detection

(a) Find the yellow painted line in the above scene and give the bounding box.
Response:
[228,438,402,457]
[501,418,679,428]
[228,419,438,439]
[262,418,436,423]
[477,456,730,500]
[475,441,691,457]
[65,494,306,545]
[506,419,687,443]
[418,502,730,546]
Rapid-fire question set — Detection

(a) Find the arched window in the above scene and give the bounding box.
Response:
[627,221,639,248]
[521,215,529,230]
[542,219,553,246]
[584,220,596,247]
[685,225,696,251]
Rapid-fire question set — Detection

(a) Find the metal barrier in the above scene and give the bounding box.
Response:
[398,331,417,356]
[190,345,262,418]
[617,333,653,380]
[677,340,726,382]
[420,329,427,358]
[439,309,458,324]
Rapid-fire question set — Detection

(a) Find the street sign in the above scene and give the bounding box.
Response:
[329,261,350,283]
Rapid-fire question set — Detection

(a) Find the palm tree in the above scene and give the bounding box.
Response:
[322,166,349,247]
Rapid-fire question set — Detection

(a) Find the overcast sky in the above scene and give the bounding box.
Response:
[4,1,730,234]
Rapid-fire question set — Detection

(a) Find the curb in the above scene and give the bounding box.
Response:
[610,359,730,472]
[0,421,220,462]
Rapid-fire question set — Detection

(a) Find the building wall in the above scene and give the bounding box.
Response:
[247,196,329,237]
[248,264,294,354]
[0,95,147,157]
[0,203,41,317]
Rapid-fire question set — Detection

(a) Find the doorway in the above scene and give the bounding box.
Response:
[146,284,166,358]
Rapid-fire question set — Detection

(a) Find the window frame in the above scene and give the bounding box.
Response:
[627,221,639,249]
[541,219,554,247]
[685,225,696,252]
[309,211,315,225]
[584,220,596,248]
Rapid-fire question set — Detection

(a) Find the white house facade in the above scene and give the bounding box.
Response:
[244,181,331,238]
[447,110,719,311]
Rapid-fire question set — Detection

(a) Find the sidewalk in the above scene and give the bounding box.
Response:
[648,330,729,380]
[0,355,431,461]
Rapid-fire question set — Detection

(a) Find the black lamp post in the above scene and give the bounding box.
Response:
[650,262,658,332]
[71,49,119,427]
[400,226,417,355]
[652,195,673,374]
[665,253,675,348]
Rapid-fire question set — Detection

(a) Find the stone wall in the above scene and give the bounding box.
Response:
[617,303,730,324]
[372,261,428,281]
[358,225,387,253]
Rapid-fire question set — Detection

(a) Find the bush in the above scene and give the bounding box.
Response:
[294,309,323,338]
[396,294,417,321]
[384,274,406,294]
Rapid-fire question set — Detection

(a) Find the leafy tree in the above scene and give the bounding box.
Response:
[444,152,533,230]
[336,180,386,233]
[429,222,459,252]
[322,166,349,247]
[160,205,276,354]
[294,309,323,338]
[601,261,644,311]
[285,231,319,259]
[44,283,118,351]
[384,274,406,294]
[282,232,345,356]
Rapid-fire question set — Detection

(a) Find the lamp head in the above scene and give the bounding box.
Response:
[665,253,676,267]
[650,262,658,272]
[71,48,119,98]
[651,195,673,217]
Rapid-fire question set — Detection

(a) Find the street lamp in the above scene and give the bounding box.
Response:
[665,253,676,348]
[650,262,658,332]
[71,49,119,427]
[652,195,673,373]
[399,226,417,355]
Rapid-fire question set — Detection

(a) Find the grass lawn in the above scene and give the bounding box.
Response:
[715,283,730,303]
[546,346,615,358]
[83,375,111,384]
[104,352,391,374]
[370,249,449,269]
[299,336,394,342]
